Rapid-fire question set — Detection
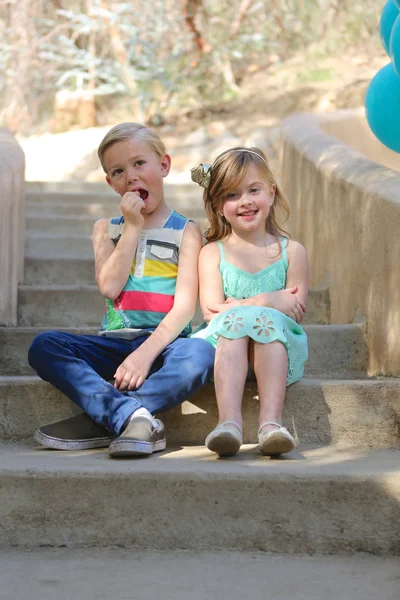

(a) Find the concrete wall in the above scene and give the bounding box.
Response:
[280,111,400,377]
[0,129,25,325]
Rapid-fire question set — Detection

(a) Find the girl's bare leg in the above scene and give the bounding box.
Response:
[250,340,288,433]
[214,336,249,429]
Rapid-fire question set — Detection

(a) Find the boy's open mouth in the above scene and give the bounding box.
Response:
[138,189,149,201]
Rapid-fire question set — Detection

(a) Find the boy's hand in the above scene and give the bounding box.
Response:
[120,192,145,227]
[113,348,153,391]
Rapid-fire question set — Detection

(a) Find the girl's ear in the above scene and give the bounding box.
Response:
[269,184,276,205]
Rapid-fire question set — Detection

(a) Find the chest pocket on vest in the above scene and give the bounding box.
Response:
[150,244,174,260]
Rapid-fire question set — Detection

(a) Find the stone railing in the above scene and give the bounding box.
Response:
[280,110,400,377]
[0,129,25,325]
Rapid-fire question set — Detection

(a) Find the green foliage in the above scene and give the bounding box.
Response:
[298,68,334,83]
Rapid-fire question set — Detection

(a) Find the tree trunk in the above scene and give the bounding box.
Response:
[4,0,35,133]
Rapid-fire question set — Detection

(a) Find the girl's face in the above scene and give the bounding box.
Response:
[221,164,275,233]
[104,136,170,214]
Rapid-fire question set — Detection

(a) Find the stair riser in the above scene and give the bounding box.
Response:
[26,189,203,212]
[26,202,204,219]
[0,326,368,378]
[24,258,96,285]
[26,236,94,259]
[0,379,398,447]
[26,202,118,217]
[16,288,330,327]
[27,216,97,236]
[26,214,208,236]
[0,470,398,554]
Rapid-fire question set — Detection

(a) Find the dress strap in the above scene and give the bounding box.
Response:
[217,240,226,263]
[281,237,289,270]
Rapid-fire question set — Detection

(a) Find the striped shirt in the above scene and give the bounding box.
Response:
[99,210,192,339]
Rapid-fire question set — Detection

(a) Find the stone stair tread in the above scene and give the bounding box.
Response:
[26,231,92,239]
[1,375,398,447]
[0,374,395,385]
[19,284,98,291]
[0,323,368,379]
[0,443,399,553]
[0,443,399,477]
[16,286,330,326]
[1,548,398,600]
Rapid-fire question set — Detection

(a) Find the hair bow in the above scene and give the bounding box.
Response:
[190,163,212,189]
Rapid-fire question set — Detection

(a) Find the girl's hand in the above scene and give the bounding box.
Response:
[224,296,242,306]
[273,286,306,323]
[207,297,243,316]
[120,191,145,227]
[113,348,153,391]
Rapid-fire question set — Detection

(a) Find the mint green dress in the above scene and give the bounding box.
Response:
[192,238,308,386]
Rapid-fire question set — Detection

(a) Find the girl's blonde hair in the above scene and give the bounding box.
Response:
[204,147,290,242]
[98,122,167,173]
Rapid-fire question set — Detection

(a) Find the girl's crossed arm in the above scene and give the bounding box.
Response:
[241,240,308,322]
[211,240,309,324]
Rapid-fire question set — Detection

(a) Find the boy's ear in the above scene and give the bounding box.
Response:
[160,153,171,177]
[105,175,118,194]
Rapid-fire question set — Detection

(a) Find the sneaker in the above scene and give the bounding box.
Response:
[108,415,166,458]
[258,421,295,456]
[34,413,115,450]
[205,421,243,457]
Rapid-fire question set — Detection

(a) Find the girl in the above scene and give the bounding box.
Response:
[191,147,308,457]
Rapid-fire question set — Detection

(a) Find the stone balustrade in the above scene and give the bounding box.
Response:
[0,129,25,325]
[280,109,400,377]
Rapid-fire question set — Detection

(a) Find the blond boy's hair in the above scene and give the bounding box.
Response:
[98,122,167,173]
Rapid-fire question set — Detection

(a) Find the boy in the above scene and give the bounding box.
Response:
[29,123,215,458]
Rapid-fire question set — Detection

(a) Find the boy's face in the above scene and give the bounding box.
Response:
[103,136,171,214]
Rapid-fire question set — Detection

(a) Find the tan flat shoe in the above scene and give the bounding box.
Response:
[258,421,295,456]
[205,421,243,457]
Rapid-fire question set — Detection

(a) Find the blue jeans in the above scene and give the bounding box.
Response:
[28,331,215,435]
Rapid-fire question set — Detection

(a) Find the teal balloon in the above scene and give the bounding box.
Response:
[365,63,400,152]
[390,15,400,75]
[380,0,399,54]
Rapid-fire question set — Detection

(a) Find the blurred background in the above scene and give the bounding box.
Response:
[0,0,387,181]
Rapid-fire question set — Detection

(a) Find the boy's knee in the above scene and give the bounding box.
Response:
[28,331,60,368]
[185,339,215,372]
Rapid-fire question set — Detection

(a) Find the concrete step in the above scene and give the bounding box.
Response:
[26,201,126,218]
[26,181,110,193]
[1,376,398,447]
[26,215,100,236]
[26,233,94,258]
[0,325,368,379]
[0,443,399,554]
[17,286,330,327]
[26,213,208,236]
[26,185,203,213]
[26,201,205,220]
[26,181,197,195]
[24,257,96,285]
[1,548,399,600]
